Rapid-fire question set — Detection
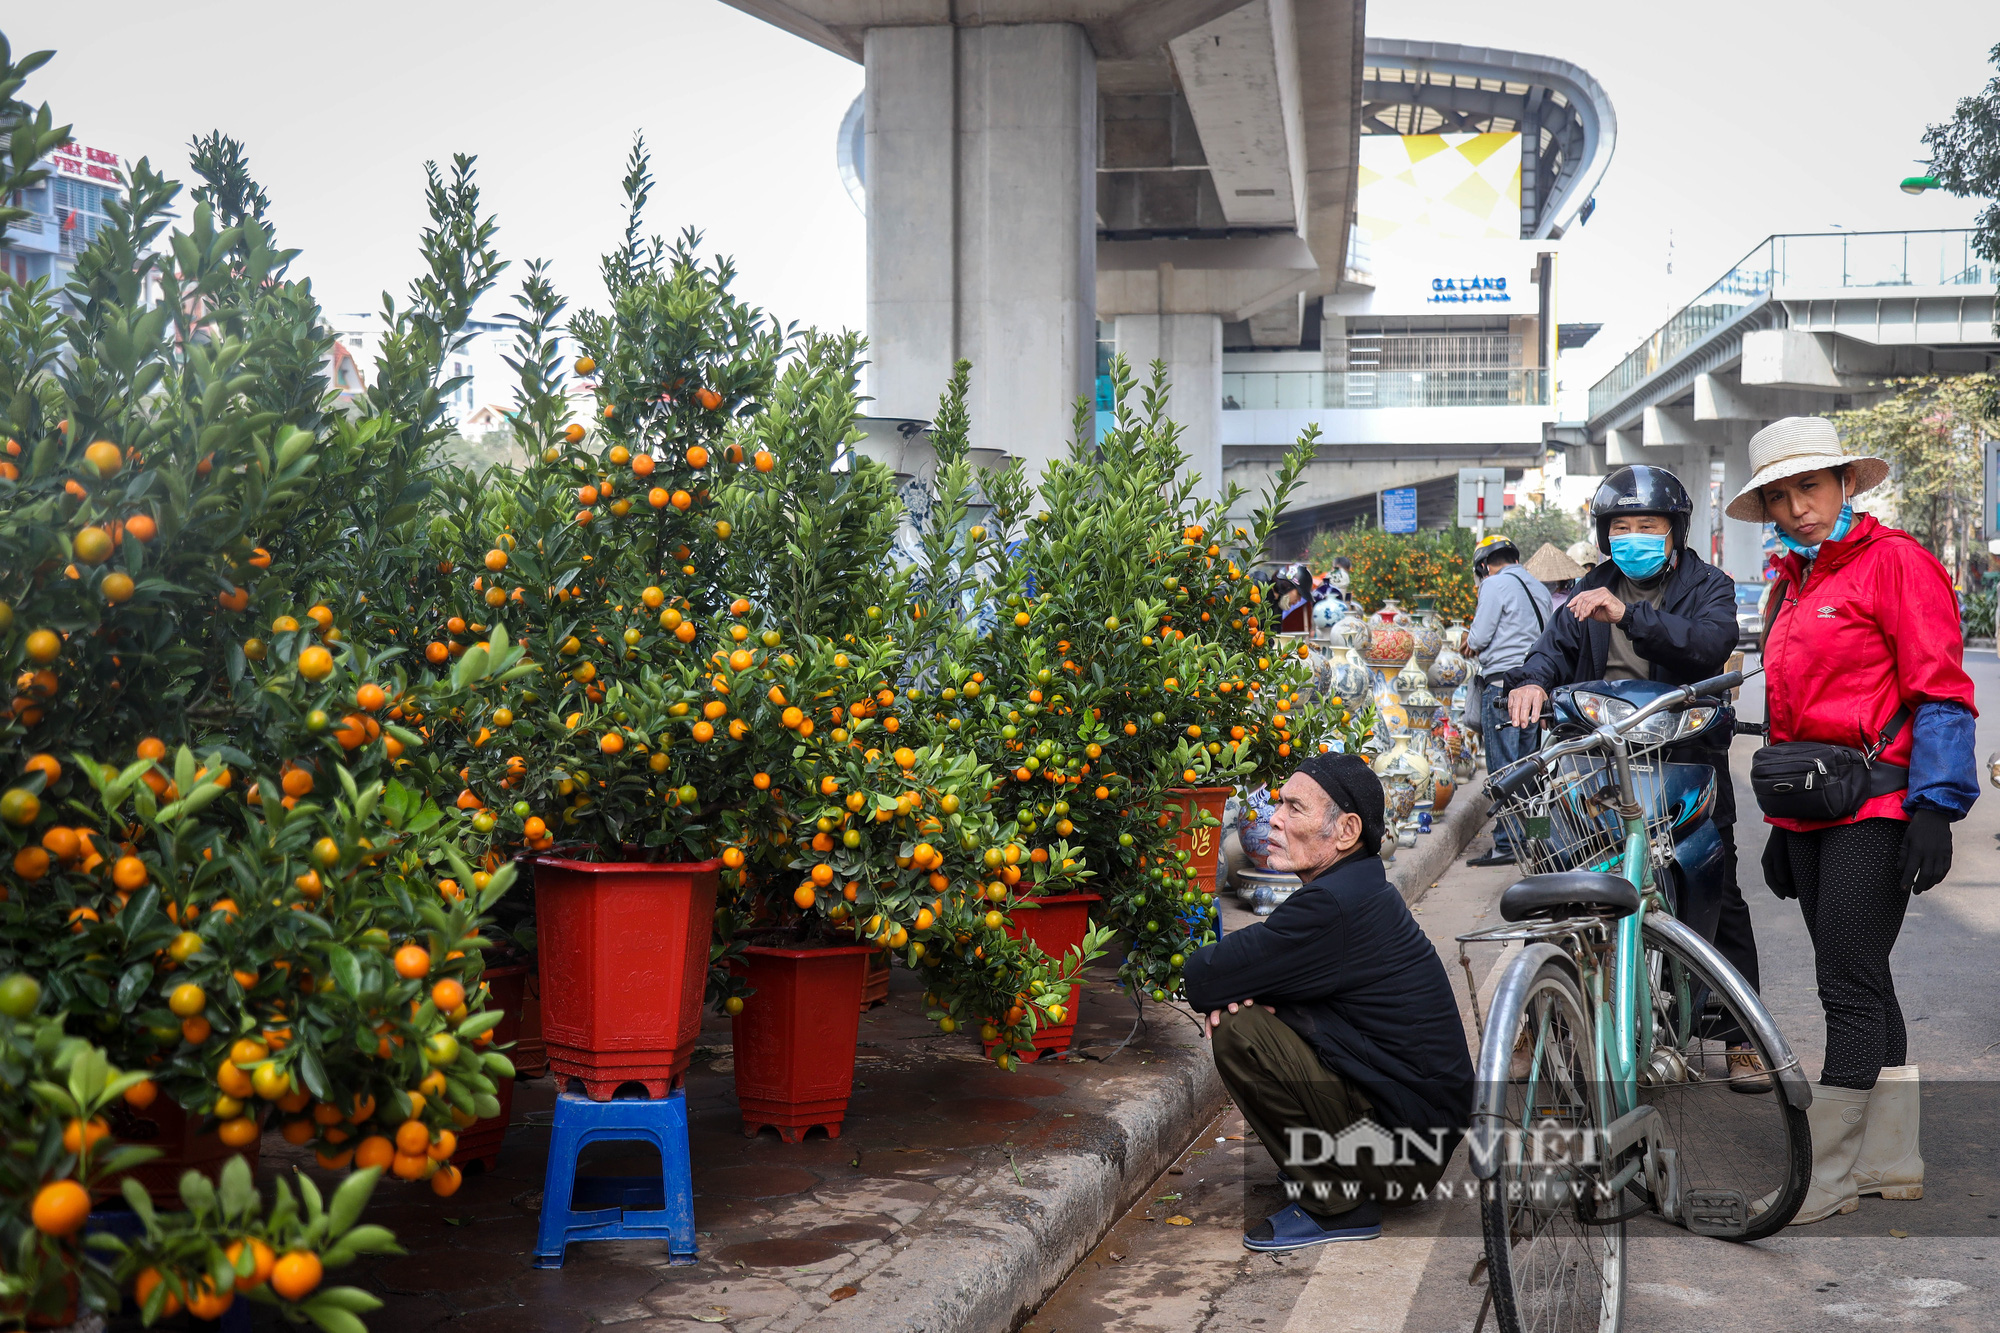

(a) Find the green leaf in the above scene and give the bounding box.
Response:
[325,943,362,997]
[179,1168,219,1218]
[94,1144,163,1178]
[115,961,154,1011]
[299,1171,325,1231]
[330,1224,398,1257]
[307,1286,386,1315]
[297,1045,332,1101]
[455,1010,504,1041]
[219,1153,258,1222]
[472,1092,501,1119]
[453,644,489,686]
[300,1300,371,1333]
[478,862,516,909]
[326,1166,381,1238]
[478,1049,515,1079]
[120,1178,159,1231]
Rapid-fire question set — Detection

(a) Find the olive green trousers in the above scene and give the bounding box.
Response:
[1211,1004,1450,1219]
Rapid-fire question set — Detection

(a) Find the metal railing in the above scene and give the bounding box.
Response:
[1221,367,1550,410]
[1587,229,1996,421]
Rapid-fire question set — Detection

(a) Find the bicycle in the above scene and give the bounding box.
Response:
[1456,668,1814,1333]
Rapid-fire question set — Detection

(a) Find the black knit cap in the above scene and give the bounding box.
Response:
[1292,752,1386,858]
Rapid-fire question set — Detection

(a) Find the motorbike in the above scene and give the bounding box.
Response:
[1530,677,1735,946]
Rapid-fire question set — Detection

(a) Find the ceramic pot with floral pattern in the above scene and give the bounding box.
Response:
[1429,640,1469,693]
[1410,606,1443,671]
[1360,622,1415,672]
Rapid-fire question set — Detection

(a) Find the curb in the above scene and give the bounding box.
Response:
[797,781,1487,1331]
[795,1017,1225,1333]
[1389,774,1492,907]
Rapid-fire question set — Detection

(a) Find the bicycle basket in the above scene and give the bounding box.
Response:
[1493,747,1678,877]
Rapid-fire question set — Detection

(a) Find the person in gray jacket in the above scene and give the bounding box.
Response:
[1462,534,1551,866]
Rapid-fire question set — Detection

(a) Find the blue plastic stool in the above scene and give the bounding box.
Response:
[533,1088,697,1269]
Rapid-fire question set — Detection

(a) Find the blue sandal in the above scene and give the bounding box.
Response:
[1242,1199,1381,1251]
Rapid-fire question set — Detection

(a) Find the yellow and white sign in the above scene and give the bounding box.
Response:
[1358,133,1522,245]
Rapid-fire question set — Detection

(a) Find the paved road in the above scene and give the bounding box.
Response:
[1023,650,2000,1332]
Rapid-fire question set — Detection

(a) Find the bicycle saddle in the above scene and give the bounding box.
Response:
[1499,871,1640,922]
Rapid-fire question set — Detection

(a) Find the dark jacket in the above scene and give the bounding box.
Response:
[1183,854,1472,1138]
[1501,548,1739,825]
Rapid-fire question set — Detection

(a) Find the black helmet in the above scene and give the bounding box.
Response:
[1590,465,1692,552]
[1472,533,1519,574]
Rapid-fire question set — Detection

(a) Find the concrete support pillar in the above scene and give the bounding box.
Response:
[1720,436,1763,581]
[1320,310,1348,371]
[1680,443,1715,566]
[864,23,1097,481]
[1114,312,1224,501]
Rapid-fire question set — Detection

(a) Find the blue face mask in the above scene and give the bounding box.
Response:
[1609,532,1670,581]
[1776,502,1855,560]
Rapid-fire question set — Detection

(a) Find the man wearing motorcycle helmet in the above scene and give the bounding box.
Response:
[1502,464,1765,1083]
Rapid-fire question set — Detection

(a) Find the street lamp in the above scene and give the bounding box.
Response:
[1900,175,1940,195]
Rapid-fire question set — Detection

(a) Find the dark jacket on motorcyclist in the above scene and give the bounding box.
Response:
[1501,545,1740,823]
[1501,466,1740,825]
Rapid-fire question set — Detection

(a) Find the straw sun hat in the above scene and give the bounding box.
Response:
[1523,541,1586,584]
[1723,416,1890,523]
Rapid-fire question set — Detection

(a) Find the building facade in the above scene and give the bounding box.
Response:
[2,139,126,293]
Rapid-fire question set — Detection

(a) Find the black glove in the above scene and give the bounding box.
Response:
[1899,808,1953,895]
[1760,827,1796,900]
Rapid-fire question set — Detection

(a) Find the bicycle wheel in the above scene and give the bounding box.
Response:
[1639,914,1812,1240]
[1481,957,1627,1333]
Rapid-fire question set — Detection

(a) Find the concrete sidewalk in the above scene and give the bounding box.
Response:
[244,957,1222,1333]
[1017,810,1519,1333]
[229,791,1491,1333]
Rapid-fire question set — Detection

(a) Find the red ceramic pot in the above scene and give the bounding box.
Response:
[1167,786,1231,901]
[859,950,891,1012]
[731,944,875,1142]
[513,966,549,1079]
[1360,623,1415,670]
[982,893,1103,1061]
[99,1094,260,1209]
[532,857,719,1100]
[451,963,528,1171]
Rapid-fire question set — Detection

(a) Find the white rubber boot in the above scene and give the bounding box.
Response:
[1853,1065,1923,1200]
[1789,1083,1869,1224]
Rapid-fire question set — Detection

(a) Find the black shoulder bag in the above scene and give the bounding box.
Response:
[1748,576,1910,822]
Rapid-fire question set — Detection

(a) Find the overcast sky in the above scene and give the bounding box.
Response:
[13,2,1995,401]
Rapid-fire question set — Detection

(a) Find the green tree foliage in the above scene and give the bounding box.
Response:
[1833,373,2000,586]
[1924,40,2000,342]
[1306,525,1477,622]
[1499,503,1584,558]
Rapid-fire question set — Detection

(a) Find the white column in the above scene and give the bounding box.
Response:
[1680,443,1715,566]
[864,27,957,424]
[1113,313,1224,502]
[1720,435,1763,580]
[864,24,1098,482]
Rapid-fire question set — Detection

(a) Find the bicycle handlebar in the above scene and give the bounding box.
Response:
[1488,758,1548,802]
[1483,666,1765,802]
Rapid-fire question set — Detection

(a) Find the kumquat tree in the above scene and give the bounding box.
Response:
[0,31,512,1329]
[367,149,1101,1064]
[1,15,1360,1322]
[894,360,1340,1036]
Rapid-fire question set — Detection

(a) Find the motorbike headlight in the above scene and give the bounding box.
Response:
[1634,704,1718,744]
[1672,706,1717,740]
[1574,691,1634,728]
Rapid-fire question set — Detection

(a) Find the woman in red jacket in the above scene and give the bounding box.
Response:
[1726,416,1978,1225]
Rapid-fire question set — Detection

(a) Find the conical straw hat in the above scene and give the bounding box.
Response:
[1523,541,1586,583]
